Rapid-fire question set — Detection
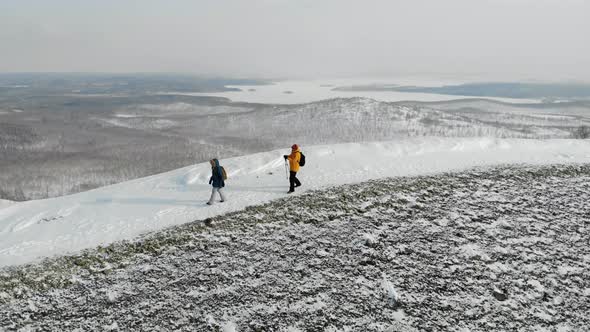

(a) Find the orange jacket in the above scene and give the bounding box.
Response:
[288,149,301,172]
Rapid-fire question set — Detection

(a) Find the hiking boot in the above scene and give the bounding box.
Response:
[220,200,225,203]
[206,202,212,205]
[287,190,294,194]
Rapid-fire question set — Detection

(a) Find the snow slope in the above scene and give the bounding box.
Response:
[1,137,589,267]
[0,200,14,210]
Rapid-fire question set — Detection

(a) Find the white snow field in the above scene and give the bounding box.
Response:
[0,200,14,210]
[0,137,589,267]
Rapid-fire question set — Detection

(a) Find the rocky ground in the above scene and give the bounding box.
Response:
[1,164,589,331]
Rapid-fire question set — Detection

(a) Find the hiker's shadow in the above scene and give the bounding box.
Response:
[88,185,289,206]
[89,197,200,206]
[221,185,288,194]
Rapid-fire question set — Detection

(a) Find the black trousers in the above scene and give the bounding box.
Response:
[289,171,301,191]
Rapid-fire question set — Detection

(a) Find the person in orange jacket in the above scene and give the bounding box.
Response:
[283,144,302,194]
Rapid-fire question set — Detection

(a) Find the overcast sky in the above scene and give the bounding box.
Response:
[1,0,589,81]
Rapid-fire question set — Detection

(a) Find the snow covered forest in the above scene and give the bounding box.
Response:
[1,164,588,331]
[1,90,589,201]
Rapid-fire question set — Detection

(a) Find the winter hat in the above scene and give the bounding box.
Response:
[291,144,299,150]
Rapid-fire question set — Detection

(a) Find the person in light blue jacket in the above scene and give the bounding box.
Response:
[207,158,226,205]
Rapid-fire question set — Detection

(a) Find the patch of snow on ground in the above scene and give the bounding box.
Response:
[0,200,14,211]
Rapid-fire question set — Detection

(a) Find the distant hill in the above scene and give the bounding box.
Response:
[334,82,590,100]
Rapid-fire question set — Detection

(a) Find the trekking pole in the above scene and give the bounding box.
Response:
[284,159,289,179]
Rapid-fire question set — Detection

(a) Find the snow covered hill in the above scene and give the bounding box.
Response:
[4,95,588,202]
[1,137,589,267]
[1,164,588,331]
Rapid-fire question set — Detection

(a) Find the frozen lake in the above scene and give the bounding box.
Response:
[163,78,542,104]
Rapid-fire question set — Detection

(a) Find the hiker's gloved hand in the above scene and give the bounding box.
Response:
[283,155,288,160]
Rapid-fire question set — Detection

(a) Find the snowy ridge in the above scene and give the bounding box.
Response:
[1,137,589,267]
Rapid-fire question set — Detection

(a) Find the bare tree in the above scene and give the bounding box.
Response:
[572,125,590,139]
